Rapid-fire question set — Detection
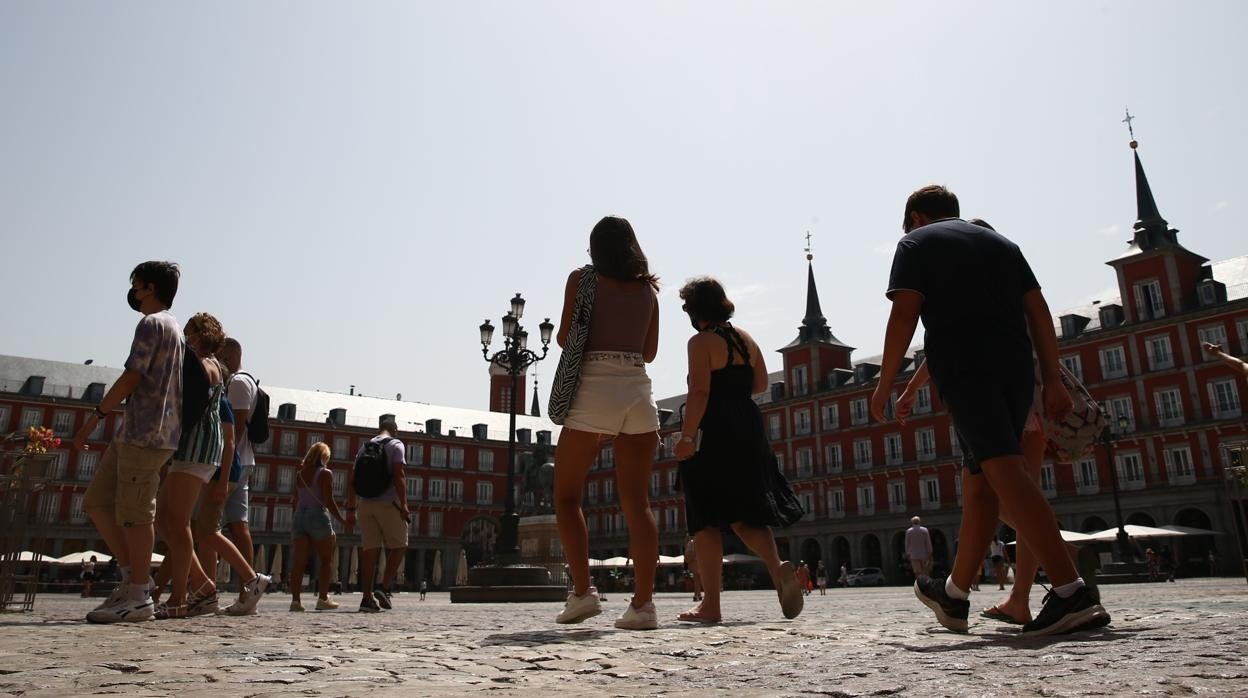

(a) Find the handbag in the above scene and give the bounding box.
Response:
[1043,364,1107,463]
[763,454,805,528]
[547,266,597,424]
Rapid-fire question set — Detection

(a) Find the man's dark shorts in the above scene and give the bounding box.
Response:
[939,372,1034,475]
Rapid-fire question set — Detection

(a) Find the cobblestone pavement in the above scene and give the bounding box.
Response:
[1,579,1246,697]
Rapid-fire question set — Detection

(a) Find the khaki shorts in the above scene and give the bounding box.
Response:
[83,442,175,527]
[192,482,237,539]
[358,499,408,550]
[563,352,660,436]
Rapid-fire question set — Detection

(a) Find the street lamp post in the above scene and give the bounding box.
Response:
[1099,409,1133,562]
[478,295,554,565]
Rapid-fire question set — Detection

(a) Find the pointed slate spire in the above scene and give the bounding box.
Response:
[530,383,541,418]
[785,245,852,349]
[1132,142,1168,233]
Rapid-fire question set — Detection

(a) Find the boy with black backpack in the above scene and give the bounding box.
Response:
[347,419,409,613]
[216,338,267,578]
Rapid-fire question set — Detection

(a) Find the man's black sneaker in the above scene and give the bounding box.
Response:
[373,590,392,610]
[1021,586,1111,636]
[914,577,969,633]
[360,596,382,613]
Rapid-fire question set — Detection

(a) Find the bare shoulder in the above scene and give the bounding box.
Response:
[731,325,761,348]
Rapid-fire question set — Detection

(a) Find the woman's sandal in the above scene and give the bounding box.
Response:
[979,605,1027,625]
[677,609,722,624]
[154,602,190,620]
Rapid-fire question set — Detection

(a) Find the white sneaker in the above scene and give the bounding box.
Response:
[93,583,128,611]
[555,587,602,624]
[613,599,658,630]
[225,574,271,616]
[86,596,154,624]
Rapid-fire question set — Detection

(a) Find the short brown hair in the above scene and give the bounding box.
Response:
[903,185,960,231]
[679,277,735,323]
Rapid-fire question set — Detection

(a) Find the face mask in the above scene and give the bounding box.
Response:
[127,288,142,312]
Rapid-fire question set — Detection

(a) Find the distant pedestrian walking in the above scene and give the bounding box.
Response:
[80,556,97,598]
[686,537,703,602]
[905,516,933,579]
[990,536,1007,591]
[289,442,346,612]
[419,580,428,601]
[816,561,828,595]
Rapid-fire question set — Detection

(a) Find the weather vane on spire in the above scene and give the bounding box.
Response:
[804,231,813,261]
[1123,108,1138,149]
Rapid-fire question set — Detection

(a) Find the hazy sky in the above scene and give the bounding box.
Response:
[2,2,1244,410]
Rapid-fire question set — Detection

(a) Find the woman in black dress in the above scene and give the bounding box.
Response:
[674,277,804,623]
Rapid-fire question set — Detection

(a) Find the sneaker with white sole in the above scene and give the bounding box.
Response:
[613,600,658,630]
[555,587,602,624]
[315,598,340,611]
[1021,586,1111,637]
[93,584,128,611]
[86,596,154,624]
[224,573,271,616]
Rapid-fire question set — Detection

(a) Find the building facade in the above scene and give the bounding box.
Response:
[584,140,1246,582]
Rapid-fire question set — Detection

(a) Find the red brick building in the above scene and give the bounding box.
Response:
[584,140,1246,582]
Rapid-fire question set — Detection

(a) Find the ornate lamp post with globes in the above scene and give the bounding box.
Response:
[478,294,555,564]
[1099,408,1133,563]
[450,295,565,603]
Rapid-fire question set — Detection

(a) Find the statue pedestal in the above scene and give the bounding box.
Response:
[449,516,567,603]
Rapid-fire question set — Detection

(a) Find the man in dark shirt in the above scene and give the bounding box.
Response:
[872,185,1110,636]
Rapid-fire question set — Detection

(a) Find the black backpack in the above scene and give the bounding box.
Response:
[353,437,393,498]
[182,346,212,427]
[235,372,270,445]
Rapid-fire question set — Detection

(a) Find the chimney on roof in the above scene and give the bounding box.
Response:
[1059,314,1092,339]
[425,418,441,436]
[83,382,106,403]
[328,408,347,427]
[1098,304,1125,330]
[657,409,673,426]
[21,376,45,397]
[536,430,551,445]
[471,423,489,440]
[770,382,785,401]
[828,368,854,389]
[277,403,297,420]
[516,428,532,445]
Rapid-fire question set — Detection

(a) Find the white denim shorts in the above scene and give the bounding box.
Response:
[168,460,217,484]
[564,352,660,436]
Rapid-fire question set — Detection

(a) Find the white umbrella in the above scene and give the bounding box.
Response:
[1160,525,1225,536]
[270,545,284,585]
[722,553,763,564]
[54,550,111,565]
[12,551,48,563]
[657,555,684,566]
[330,546,340,584]
[1083,524,1186,542]
[588,558,606,567]
[431,550,442,587]
[601,556,631,567]
[1005,529,1095,546]
[455,550,469,586]
[349,547,359,586]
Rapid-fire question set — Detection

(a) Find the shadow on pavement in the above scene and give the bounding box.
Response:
[479,628,610,646]
[888,625,1144,653]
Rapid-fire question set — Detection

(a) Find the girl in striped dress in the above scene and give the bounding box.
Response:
[154,312,228,618]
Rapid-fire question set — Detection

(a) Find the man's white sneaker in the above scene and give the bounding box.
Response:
[613,600,658,630]
[86,596,154,624]
[555,587,602,624]
[225,573,271,616]
[92,584,128,611]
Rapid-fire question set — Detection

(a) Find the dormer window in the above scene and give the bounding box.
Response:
[1134,280,1165,320]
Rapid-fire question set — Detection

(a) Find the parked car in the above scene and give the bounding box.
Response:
[845,567,886,587]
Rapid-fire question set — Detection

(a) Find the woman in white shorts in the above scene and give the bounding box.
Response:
[554,216,661,631]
